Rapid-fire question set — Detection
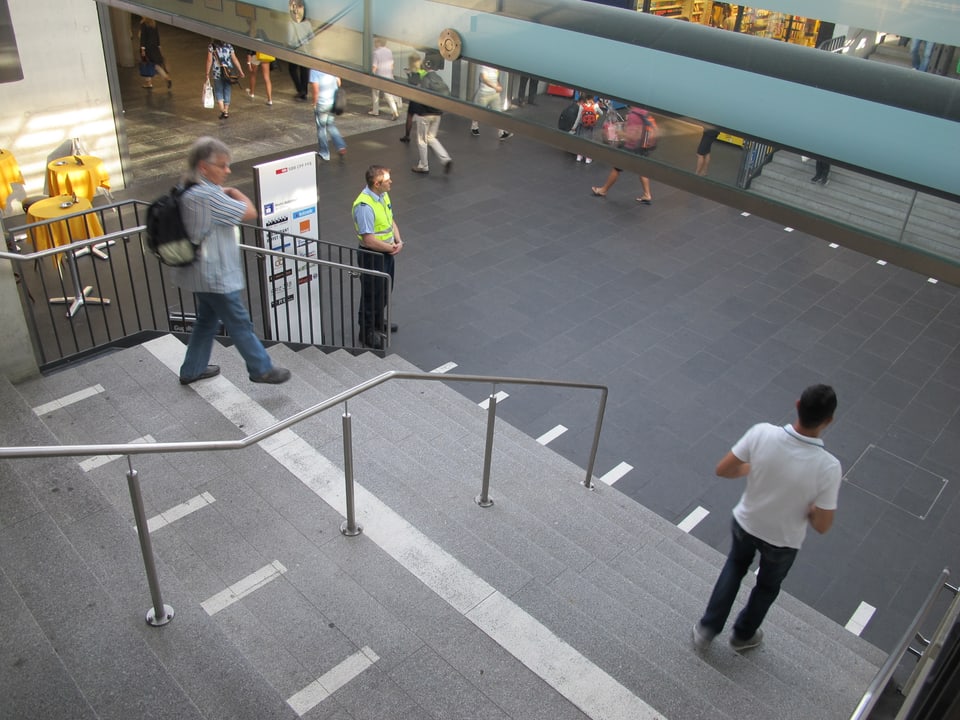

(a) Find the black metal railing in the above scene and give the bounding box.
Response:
[2,199,390,372]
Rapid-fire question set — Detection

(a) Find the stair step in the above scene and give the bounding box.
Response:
[2,339,886,720]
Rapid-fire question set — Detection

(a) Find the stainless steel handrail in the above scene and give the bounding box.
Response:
[849,568,952,720]
[0,369,608,625]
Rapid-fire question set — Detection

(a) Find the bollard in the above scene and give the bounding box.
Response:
[340,404,363,536]
[126,460,173,626]
[476,387,497,507]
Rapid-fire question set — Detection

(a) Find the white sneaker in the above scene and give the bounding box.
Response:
[576,154,583,162]
[585,157,593,164]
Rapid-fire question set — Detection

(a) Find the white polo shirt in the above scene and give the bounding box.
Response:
[731,423,841,549]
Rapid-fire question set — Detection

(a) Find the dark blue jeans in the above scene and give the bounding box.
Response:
[700,518,798,640]
[180,291,273,380]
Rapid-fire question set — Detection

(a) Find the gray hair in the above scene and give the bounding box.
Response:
[184,136,231,183]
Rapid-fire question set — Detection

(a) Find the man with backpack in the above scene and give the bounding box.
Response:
[410,58,452,175]
[170,137,290,385]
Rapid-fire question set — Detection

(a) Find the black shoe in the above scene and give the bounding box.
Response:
[810,175,822,183]
[499,131,514,141]
[179,365,220,385]
[250,367,291,384]
[819,177,830,186]
[444,160,453,174]
[363,331,385,350]
[379,323,399,333]
[399,135,410,143]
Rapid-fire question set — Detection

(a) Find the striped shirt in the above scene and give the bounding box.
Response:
[170,178,247,294]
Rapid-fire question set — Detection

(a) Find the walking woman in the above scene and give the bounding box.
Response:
[139,17,172,89]
[206,39,244,119]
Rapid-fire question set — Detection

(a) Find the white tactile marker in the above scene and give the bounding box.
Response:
[478,390,509,409]
[79,435,155,472]
[144,334,666,720]
[599,461,633,485]
[537,424,568,445]
[201,560,288,616]
[287,646,380,716]
[430,361,457,373]
[32,384,105,415]
[145,492,216,533]
[677,506,709,533]
[844,602,876,636]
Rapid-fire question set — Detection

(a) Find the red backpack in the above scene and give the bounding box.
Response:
[579,100,600,128]
[623,108,657,151]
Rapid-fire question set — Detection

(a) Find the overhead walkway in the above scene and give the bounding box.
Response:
[100,0,960,283]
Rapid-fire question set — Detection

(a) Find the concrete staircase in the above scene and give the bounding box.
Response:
[1,337,887,720]
[748,151,960,264]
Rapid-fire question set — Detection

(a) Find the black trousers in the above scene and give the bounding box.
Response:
[517,75,538,103]
[288,63,309,97]
[358,249,394,335]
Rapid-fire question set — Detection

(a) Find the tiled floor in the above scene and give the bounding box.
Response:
[111,22,960,656]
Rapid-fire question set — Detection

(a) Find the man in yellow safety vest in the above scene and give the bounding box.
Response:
[352,165,404,350]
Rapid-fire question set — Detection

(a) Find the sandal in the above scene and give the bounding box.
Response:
[591,187,606,197]
[636,197,652,205]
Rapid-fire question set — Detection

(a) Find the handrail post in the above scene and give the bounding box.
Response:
[476,385,497,508]
[125,457,173,627]
[340,401,363,536]
[583,387,608,489]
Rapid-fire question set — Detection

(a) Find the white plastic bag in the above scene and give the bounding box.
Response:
[202,80,214,109]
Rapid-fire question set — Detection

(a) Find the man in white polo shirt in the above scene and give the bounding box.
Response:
[693,384,841,652]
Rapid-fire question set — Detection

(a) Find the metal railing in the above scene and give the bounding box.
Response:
[850,569,959,720]
[0,370,608,626]
[2,199,391,370]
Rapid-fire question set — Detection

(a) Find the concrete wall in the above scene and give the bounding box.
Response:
[1,0,122,197]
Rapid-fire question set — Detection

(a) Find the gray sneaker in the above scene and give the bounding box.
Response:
[250,367,291,384]
[691,623,715,652]
[729,628,763,651]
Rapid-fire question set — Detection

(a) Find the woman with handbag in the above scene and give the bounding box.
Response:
[139,17,171,90]
[205,39,244,119]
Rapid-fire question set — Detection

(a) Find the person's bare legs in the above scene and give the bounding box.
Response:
[261,62,273,104]
[591,168,620,196]
[247,62,257,97]
[696,153,710,176]
[637,175,652,203]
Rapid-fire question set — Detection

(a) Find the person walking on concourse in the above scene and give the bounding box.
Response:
[172,137,290,385]
[693,383,841,652]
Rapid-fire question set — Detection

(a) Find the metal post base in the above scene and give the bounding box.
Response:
[340,520,363,537]
[146,603,174,627]
[48,286,110,317]
[475,493,494,508]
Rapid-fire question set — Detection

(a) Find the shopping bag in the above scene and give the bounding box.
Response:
[202,80,214,109]
[139,61,156,78]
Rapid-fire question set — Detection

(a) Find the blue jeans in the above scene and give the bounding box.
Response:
[700,518,798,640]
[314,106,345,160]
[213,77,232,106]
[180,291,273,380]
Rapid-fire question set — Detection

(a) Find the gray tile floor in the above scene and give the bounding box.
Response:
[111,22,960,656]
